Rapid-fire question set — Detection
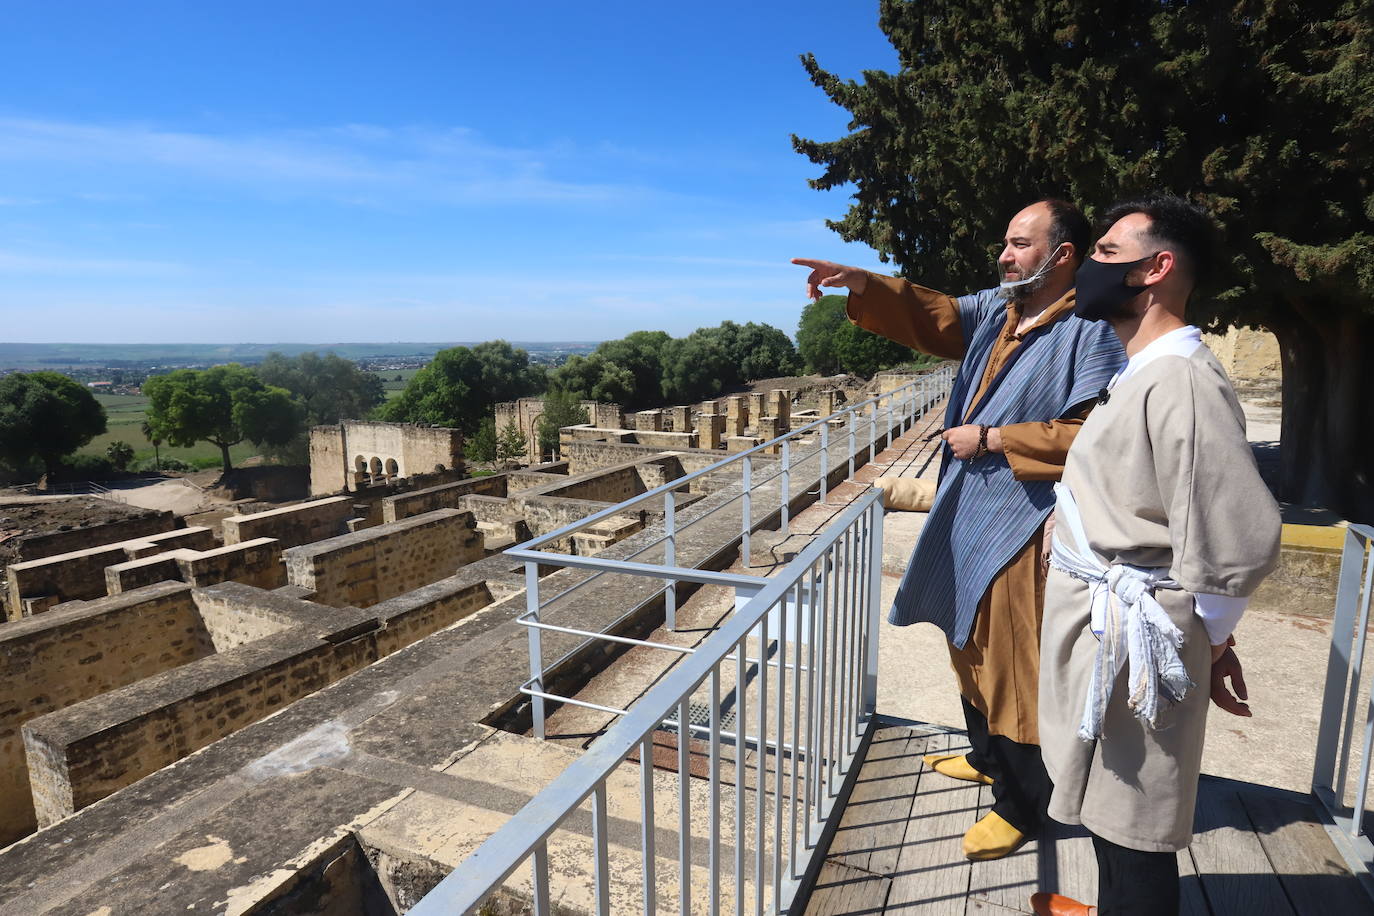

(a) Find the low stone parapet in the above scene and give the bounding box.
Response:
[221,496,352,549]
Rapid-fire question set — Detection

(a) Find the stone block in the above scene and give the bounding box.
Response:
[727,436,762,454]
[667,406,692,432]
[634,410,663,432]
[748,392,766,428]
[697,414,726,450]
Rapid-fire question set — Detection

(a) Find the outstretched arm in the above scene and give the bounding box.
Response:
[791,257,966,359]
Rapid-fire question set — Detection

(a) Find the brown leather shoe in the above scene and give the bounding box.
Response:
[1029,892,1092,915]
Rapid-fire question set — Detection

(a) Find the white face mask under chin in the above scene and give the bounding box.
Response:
[996,244,1066,300]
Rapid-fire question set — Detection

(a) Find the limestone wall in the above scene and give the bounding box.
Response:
[380,475,507,524]
[103,538,285,595]
[1203,326,1281,386]
[5,528,214,620]
[282,509,484,608]
[309,424,350,496]
[21,578,494,828]
[527,464,646,504]
[310,421,465,496]
[222,496,353,549]
[0,583,206,844]
[10,511,179,563]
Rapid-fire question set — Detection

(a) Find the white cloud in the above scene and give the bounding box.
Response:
[0,117,668,207]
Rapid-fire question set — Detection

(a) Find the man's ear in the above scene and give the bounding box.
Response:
[1143,250,1175,287]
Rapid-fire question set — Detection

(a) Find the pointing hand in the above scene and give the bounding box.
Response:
[791,258,869,299]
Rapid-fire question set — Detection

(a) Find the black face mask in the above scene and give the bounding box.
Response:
[1073,254,1157,322]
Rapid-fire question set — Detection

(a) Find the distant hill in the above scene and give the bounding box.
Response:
[0,341,600,370]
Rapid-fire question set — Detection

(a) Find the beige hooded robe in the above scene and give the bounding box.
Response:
[1039,344,1281,852]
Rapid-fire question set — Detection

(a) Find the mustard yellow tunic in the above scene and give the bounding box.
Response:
[848,274,1087,744]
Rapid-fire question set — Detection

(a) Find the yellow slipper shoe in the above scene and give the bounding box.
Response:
[922,752,994,785]
[962,811,1028,861]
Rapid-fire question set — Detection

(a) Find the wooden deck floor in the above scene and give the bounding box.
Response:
[804,721,1372,915]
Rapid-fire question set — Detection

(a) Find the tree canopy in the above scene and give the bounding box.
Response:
[256,351,385,426]
[381,340,544,434]
[795,0,1374,518]
[143,364,301,473]
[658,321,801,404]
[538,389,589,459]
[0,371,107,477]
[796,294,921,376]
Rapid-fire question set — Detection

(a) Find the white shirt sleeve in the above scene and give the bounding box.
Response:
[1194,593,1249,645]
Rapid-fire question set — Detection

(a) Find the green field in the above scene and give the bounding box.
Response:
[83,393,257,469]
[381,367,422,401]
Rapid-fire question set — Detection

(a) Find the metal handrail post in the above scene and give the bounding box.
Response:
[665,489,677,631]
[1314,527,1369,792]
[869,401,877,458]
[781,438,791,535]
[847,410,856,480]
[819,422,830,506]
[742,455,752,567]
[1335,547,1374,803]
[526,561,545,738]
[863,500,883,717]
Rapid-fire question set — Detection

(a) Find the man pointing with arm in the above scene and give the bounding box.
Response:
[793,199,1124,859]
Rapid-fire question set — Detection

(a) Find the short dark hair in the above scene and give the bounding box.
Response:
[1035,197,1091,266]
[1102,195,1216,290]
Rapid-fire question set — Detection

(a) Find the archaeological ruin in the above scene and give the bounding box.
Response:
[0,373,947,912]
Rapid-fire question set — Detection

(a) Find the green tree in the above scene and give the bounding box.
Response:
[548,354,636,405]
[496,419,528,462]
[140,418,162,471]
[143,365,301,473]
[796,295,849,374]
[795,295,917,377]
[467,417,498,462]
[381,341,544,433]
[714,321,801,381]
[254,351,386,465]
[590,330,671,407]
[795,0,1374,518]
[0,372,107,478]
[255,351,385,425]
[538,390,590,459]
[105,440,135,472]
[659,329,735,404]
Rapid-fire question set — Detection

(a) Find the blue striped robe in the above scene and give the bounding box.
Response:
[889,288,1124,648]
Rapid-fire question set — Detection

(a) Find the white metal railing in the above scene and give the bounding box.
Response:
[1312,522,1374,873]
[409,487,886,915]
[511,365,954,739]
[39,480,127,503]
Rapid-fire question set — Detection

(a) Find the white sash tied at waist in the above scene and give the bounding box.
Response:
[1049,482,1195,740]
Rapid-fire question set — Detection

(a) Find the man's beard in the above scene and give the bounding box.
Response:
[996,262,1049,301]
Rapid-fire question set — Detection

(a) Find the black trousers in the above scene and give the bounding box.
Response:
[1093,833,1180,915]
[960,697,1051,835]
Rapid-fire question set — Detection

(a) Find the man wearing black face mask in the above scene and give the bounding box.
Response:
[1030,197,1280,916]
[793,199,1124,860]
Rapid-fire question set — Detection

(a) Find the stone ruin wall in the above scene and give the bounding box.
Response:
[0,430,791,851]
[20,575,496,831]
[1203,326,1281,388]
[494,398,624,459]
[309,420,465,497]
[6,510,179,564]
[221,495,354,549]
[0,582,210,843]
[282,508,484,608]
[5,527,215,619]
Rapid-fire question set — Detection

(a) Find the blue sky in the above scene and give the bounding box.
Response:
[1,2,902,344]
